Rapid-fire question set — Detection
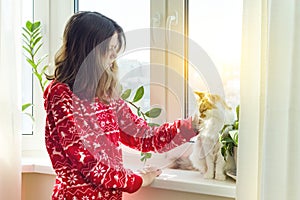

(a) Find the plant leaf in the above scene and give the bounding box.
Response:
[26,21,33,31]
[26,58,37,69]
[22,27,31,37]
[121,89,131,100]
[22,103,33,111]
[145,107,161,118]
[22,33,30,43]
[32,36,42,47]
[32,21,41,31]
[24,112,35,122]
[22,46,32,56]
[148,123,160,127]
[137,107,141,116]
[236,105,240,121]
[132,86,144,102]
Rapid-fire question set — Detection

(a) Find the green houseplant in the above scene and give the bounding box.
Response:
[121,86,162,164]
[219,105,239,161]
[22,20,49,120]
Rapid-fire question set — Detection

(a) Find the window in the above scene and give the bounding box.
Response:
[74,0,242,169]
[21,0,34,135]
[22,0,242,168]
[188,0,242,109]
[77,0,151,113]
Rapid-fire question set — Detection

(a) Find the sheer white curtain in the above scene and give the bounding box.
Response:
[238,0,300,199]
[0,0,22,199]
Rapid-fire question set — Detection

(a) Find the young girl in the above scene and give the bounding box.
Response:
[44,11,199,200]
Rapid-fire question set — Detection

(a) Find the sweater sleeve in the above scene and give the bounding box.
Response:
[46,84,142,193]
[115,99,196,153]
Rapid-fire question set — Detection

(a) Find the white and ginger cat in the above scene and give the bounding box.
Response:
[169,91,236,181]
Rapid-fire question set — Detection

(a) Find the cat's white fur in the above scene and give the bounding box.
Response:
[189,92,236,180]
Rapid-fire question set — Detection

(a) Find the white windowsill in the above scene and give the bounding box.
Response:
[22,157,236,198]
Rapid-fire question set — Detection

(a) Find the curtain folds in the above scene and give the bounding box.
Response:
[239,0,300,199]
[261,0,300,199]
[0,0,22,199]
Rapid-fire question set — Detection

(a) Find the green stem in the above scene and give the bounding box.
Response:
[125,100,147,120]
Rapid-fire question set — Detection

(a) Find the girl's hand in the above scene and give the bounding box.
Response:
[192,114,201,135]
[136,166,162,187]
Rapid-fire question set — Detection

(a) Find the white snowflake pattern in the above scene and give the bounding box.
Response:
[94,166,106,178]
[119,120,125,126]
[58,194,64,200]
[93,142,100,149]
[80,104,87,112]
[69,126,76,133]
[72,196,78,200]
[104,191,110,197]
[52,110,59,121]
[93,123,99,129]
[82,196,89,200]
[62,101,72,113]
[57,171,66,179]
[91,103,98,111]
[83,120,88,127]
[67,173,78,184]
[99,150,109,161]
[160,136,166,142]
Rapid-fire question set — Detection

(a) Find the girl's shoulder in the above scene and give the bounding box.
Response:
[44,80,73,101]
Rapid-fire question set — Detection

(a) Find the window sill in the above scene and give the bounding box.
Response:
[151,168,236,198]
[22,157,236,198]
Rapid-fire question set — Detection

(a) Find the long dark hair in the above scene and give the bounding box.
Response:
[50,11,125,103]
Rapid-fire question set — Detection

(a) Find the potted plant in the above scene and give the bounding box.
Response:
[219,105,239,164]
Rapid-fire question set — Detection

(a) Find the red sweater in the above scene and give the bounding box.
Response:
[44,81,195,200]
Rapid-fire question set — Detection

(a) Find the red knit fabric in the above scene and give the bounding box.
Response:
[44,81,195,200]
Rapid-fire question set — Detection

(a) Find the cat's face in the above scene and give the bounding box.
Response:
[194,91,220,118]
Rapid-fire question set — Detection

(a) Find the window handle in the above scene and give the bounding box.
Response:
[151,12,161,43]
[166,11,178,43]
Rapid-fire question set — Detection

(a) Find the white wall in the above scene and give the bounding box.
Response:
[22,173,234,200]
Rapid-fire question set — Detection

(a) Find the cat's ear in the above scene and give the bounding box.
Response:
[209,94,221,104]
[194,91,206,100]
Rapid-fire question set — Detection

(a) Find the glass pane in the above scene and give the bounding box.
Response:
[78,1,151,158]
[188,0,242,108]
[21,0,34,135]
[78,0,151,113]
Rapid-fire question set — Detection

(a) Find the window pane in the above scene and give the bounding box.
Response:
[188,0,242,108]
[78,0,151,112]
[21,0,33,135]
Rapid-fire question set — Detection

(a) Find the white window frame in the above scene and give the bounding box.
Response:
[22,0,74,155]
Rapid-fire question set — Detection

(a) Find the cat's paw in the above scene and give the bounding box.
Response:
[203,171,214,179]
[215,173,226,181]
[198,165,207,174]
